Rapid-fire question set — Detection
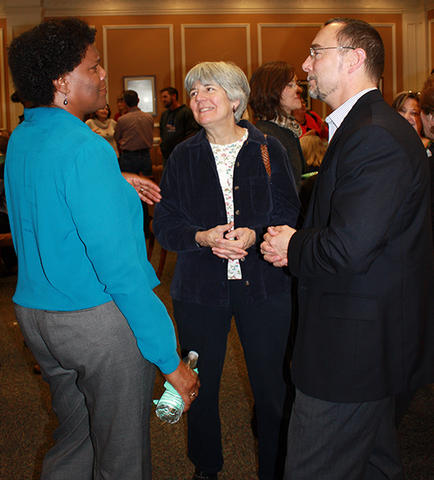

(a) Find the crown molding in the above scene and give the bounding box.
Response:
[39,0,427,17]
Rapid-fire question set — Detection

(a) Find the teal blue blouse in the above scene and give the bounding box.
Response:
[5,107,179,374]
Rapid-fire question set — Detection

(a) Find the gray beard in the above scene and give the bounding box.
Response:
[309,84,337,103]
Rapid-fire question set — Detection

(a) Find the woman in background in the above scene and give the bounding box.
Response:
[154,61,300,480]
[86,103,118,156]
[6,18,198,480]
[392,91,429,147]
[292,98,329,140]
[249,61,305,190]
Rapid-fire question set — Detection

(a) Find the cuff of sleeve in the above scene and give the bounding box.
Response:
[288,228,313,276]
[158,352,181,375]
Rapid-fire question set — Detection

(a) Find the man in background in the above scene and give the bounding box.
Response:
[114,89,154,236]
[261,18,433,480]
[115,89,154,177]
[159,86,199,166]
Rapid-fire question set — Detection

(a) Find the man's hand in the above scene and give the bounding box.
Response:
[261,225,296,267]
[122,173,162,205]
[164,360,200,412]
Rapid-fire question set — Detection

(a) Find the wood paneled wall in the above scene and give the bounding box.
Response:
[0,12,404,138]
[80,12,402,124]
[428,10,434,73]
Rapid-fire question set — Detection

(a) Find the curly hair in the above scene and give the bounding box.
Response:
[249,61,295,120]
[8,18,96,106]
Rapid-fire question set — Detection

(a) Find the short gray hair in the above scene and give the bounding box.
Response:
[184,61,250,122]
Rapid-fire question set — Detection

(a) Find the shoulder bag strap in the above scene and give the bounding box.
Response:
[260,134,271,177]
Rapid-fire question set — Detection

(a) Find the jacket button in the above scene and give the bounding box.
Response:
[235,209,240,215]
[240,257,245,262]
[245,280,250,286]
[234,185,239,190]
[236,162,240,167]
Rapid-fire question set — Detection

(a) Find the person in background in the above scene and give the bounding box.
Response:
[392,91,429,147]
[159,86,200,167]
[249,61,305,190]
[153,61,300,480]
[113,93,128,121]
[261,18,433,480]
[114,89,155,236]
[299,134,327,173]
[419,74,434,245]
[114,89,154,177]
[298,135,328,212]
[6,18,198,480]
[86,103,118,156]
[292,98,329,139]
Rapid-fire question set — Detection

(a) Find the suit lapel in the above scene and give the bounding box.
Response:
[303,90,383,228]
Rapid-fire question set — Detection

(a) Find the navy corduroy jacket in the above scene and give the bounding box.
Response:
[153,120,301,306]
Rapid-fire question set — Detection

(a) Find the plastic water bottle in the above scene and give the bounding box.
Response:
[154,351,199,424]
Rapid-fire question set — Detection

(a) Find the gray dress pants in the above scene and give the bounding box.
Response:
[284,389,403,480]
[15,301,155,480]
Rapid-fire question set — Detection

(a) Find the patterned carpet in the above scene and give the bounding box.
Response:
[0,246,432,480]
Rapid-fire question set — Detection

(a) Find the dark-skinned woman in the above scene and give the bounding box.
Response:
[6,18,198,480]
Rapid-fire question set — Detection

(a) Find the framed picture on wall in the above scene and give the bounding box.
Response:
[298,80,311,110]
[123,75,157,115]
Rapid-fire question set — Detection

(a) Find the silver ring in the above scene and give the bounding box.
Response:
[190,392,197,398]
[139,188,145,193]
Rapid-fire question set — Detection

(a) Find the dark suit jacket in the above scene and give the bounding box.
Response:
[288,90,433,402]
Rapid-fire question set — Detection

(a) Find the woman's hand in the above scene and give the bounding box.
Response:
[195,224,256,260]
[212,227,256,260]
[122,173,162,205]
[195,222,233,248]
[213,227,256,260]
[164,360,200,412]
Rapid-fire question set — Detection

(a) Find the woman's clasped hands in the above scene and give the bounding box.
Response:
[195,222,256,261]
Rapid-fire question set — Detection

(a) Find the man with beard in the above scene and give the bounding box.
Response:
[159,87,199,166]
[261,18,433,480]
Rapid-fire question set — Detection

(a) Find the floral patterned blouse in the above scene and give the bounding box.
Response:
[210,128,248,280]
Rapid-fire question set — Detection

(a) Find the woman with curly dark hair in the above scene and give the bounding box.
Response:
[249,61,305,189]
[5,17,198,480]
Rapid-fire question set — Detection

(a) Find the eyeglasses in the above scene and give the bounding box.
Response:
[309,46,355,58]
[287,80,301,89]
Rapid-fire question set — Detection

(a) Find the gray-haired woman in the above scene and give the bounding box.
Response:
[153,61,300,480]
